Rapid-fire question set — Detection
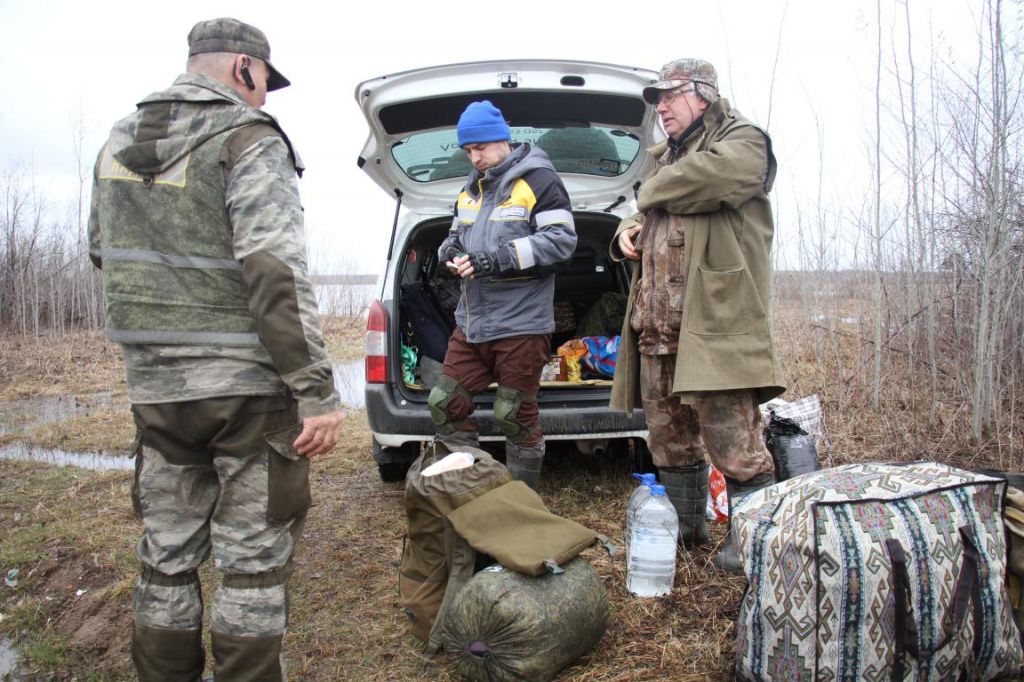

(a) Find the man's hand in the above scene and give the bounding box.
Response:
[292,410,343,458]
[449,251,501,279]
[618,225,643,261]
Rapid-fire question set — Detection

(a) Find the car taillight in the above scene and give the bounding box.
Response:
[365,299,388,384]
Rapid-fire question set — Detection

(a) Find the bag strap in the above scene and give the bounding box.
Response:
[886,524,985,681]
[886,537,918,681]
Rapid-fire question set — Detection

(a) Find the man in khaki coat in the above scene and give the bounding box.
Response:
[610,58,785,573]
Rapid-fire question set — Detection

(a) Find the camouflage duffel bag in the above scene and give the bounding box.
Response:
[734,461,1024,681]
[439,557,609,682]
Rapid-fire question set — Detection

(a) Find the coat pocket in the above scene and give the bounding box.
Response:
[685,265,750,336]
[264,424,311,525]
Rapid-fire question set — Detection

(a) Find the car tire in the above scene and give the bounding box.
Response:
[378,462,412,482]
[372,440,420,482]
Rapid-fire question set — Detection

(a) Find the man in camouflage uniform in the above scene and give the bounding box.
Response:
[610,59,785,573]
[88,18,342,680]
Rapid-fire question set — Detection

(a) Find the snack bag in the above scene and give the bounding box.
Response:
[557,339,588,383]
[706,464,728,521]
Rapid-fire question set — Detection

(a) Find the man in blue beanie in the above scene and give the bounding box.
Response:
[429,100,577,489]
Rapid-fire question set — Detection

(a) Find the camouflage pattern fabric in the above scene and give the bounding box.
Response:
[639,354,773,481]
[440,559,609,682]
[89,73,337,418]
[642,57,720,105]
[574,291,627,338]
[131,395,307,679]
[186,17,290,91]
[630,202,687,355]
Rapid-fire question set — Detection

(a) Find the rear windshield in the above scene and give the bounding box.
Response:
[391,126,641,183]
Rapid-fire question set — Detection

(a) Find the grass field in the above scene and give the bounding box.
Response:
[1,310,1019,680]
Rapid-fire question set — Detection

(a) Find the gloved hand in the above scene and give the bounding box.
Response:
[466,246,516,277]
[466,251,498,276]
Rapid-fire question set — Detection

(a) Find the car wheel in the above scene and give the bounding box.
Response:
[371,440,420,482]
[378,462,411,482]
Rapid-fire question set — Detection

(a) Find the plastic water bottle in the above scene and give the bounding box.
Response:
[624,473,657,555]
[627,484,679,597]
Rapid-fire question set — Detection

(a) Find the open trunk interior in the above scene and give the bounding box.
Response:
[395,213,631,394]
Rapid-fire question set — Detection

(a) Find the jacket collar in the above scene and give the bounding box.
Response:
[646,96,734,158]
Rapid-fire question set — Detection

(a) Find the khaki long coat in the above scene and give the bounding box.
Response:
[610,98,786,412]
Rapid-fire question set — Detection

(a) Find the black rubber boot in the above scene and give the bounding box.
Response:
[212,631,285,682]
[714,472,775,574]
[659,462,710,548]
[132,624,205,682]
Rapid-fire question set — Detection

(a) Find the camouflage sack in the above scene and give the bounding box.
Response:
[439,558,609,682]
[734,462,1024,681]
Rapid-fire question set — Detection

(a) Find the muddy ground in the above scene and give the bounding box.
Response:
[1,318,1019,680]
[1,413,743,681]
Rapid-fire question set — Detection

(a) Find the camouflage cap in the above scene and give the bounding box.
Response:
[642,58,719,105]
[187,17,290,91]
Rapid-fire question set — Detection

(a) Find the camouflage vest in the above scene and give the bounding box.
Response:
[94,125,275,346]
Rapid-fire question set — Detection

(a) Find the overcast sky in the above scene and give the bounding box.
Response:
[0,0,996,275]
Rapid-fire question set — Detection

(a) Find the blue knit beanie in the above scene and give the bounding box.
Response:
[457,101,511,146]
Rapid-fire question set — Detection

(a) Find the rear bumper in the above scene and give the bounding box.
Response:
[365,382,647,448]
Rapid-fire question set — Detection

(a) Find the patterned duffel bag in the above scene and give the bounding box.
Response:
[734,461,1024,681]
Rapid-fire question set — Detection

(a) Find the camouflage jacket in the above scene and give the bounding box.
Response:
[610,98,786,409]
[89,73,339,418]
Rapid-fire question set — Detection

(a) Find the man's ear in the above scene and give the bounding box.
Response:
[234,55,255,90]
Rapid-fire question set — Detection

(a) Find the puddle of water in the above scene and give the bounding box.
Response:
[0,392,126,436]
[0,637,20,678]
[0,443,133,471]
[333,360,365,409]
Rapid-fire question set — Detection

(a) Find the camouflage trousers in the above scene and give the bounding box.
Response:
[639,354,773,481]
[130,395,309,681]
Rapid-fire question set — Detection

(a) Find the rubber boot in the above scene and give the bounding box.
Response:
[438,428,480,451]
[212,631,285,682]
[132,624,205,682]
[506,440,544,490]
[714,472,775,574]
[659,462,710,548]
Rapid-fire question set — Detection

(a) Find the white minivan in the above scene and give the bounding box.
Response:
[355,60,663,481]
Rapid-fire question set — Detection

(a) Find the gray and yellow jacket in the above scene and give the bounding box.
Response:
[88,73,339,418]
[438,143,576,343]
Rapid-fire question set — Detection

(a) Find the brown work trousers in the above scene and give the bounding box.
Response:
[640,353,773,481]
[441,326,550,446]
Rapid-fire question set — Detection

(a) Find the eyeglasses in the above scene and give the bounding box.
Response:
[656,87,695,105]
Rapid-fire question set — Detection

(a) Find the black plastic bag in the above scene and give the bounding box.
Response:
[765,413,820,481]
[400,281,453,363]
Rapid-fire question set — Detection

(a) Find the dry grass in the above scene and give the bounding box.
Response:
[1,305,1021,680]
[2,414,747,681]
[322,316,368,365]
[0,329,126,401]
